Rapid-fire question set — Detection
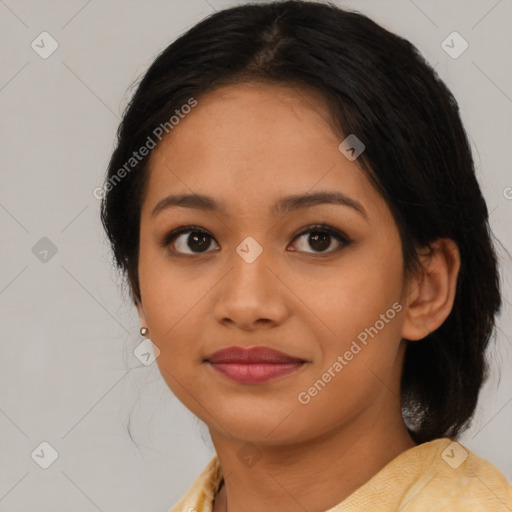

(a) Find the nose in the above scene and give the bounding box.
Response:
[212,247,290,331]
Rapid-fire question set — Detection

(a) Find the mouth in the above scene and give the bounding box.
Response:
[204,346,307,384]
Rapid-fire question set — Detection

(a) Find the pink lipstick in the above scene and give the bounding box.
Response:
[205,346,306,384]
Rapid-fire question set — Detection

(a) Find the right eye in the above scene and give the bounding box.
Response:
[160,226,220,255]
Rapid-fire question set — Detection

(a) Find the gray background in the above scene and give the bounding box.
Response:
[0,0,511,510]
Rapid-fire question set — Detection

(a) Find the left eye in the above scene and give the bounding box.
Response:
[289,225,349,254]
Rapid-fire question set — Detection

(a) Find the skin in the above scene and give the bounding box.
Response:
[136,82,460,512]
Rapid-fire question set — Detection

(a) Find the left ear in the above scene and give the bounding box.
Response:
[401,238,461,341]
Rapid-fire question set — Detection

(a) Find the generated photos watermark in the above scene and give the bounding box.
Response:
[93,97,198,200]
[297,301,403,405]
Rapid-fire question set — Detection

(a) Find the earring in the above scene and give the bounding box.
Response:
[140,327,149,337]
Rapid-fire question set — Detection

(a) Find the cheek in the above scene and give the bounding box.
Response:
[307,231,405,399]
[311,240,404,345]
[290,314,405,442]
[139,233,196,326]
[290,359,391,441]
[138,247,202,366]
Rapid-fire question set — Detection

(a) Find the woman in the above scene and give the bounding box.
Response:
[100,1,512,510]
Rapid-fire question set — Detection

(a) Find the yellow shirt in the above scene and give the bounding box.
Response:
[169,437,512,511]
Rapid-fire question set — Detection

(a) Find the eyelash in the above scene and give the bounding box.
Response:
[159,224,351,256]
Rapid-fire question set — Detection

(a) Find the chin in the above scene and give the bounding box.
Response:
[207,407,307,446]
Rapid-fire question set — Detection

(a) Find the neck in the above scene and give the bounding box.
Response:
[210,406,417,512]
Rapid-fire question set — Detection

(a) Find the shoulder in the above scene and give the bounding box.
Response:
[397,438,512,511]
[168,455,222,512]
[333,437,512,511]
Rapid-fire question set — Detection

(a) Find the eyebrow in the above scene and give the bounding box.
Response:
[151,190,368,220]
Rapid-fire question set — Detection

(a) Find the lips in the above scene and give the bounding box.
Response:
[205,346,305,364]
[204,346,307,384]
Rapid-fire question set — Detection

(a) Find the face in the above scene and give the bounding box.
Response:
[137,82,411,446]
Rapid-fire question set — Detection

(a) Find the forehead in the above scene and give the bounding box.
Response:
[142,82,386,221]
[155,81,340,156]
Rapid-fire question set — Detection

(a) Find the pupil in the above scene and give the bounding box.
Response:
[188,232,211,252]
[309,232,330,252]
